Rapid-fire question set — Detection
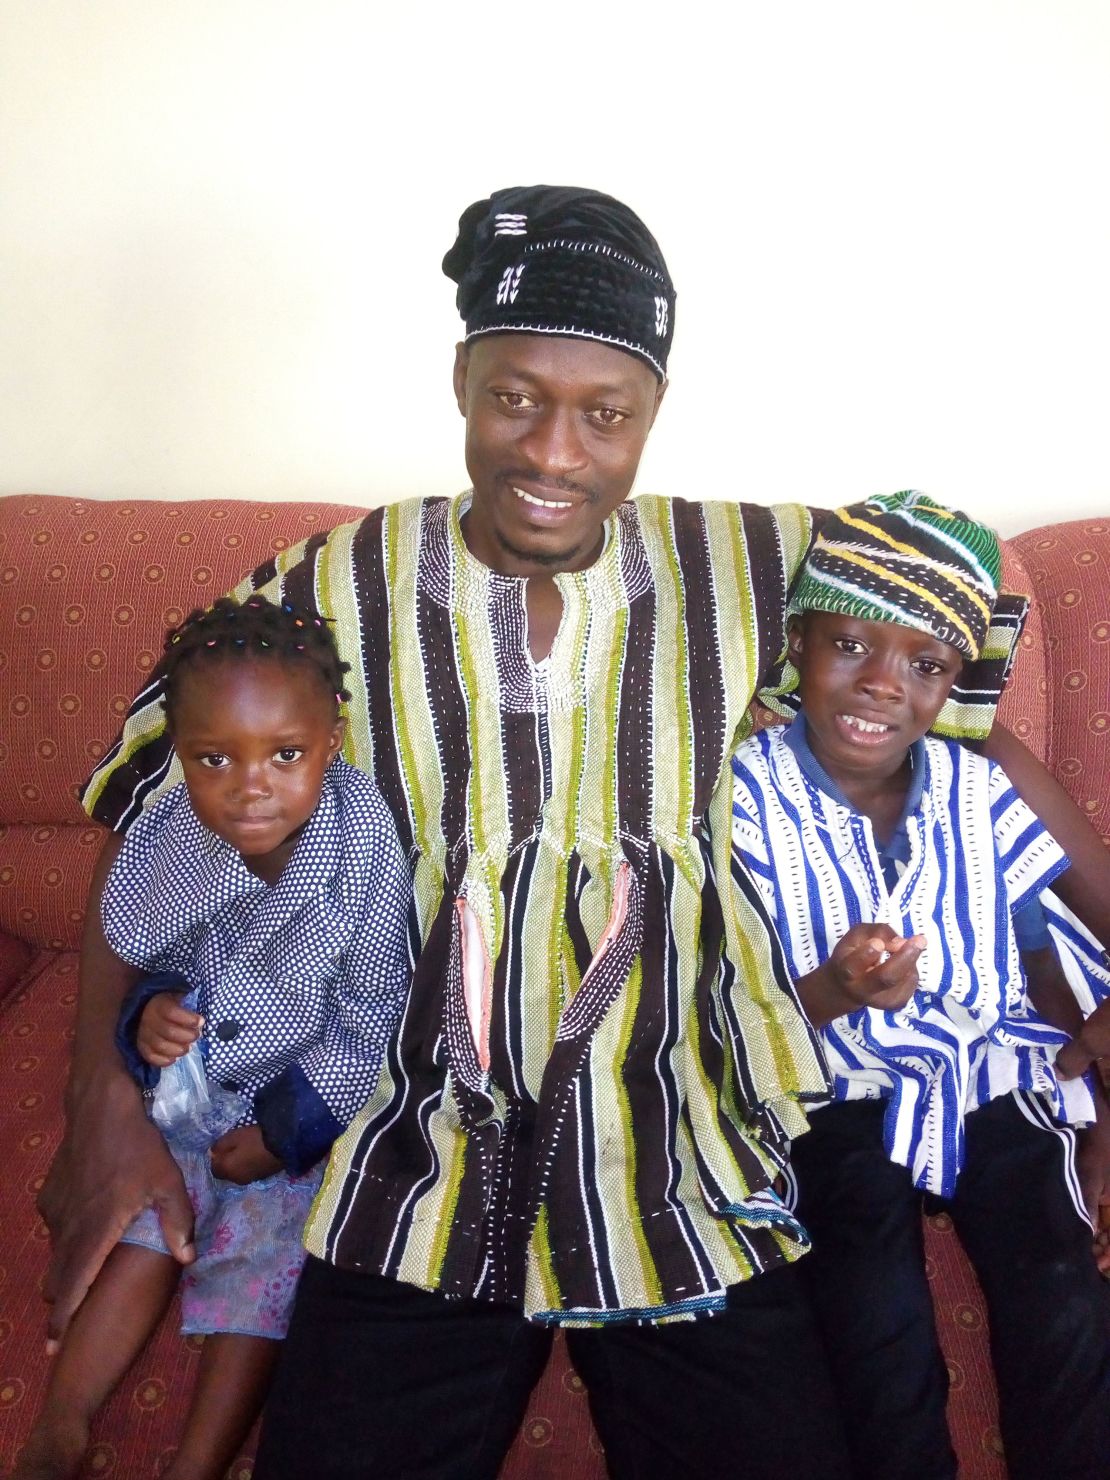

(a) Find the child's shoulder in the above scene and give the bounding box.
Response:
[328,756,386,804]
[732,722,795,776]
[123,779,199,851]
[921,732,998,789]
[731,725,795,807]
[326,759,400,842]
[733,722,790,758]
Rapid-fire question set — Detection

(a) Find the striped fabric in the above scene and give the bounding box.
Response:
[731,725,1105,1199]
[788,491,1002,659]
[83,493,830,1325]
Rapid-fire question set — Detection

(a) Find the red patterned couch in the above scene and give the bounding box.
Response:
[1,494,1108,1479]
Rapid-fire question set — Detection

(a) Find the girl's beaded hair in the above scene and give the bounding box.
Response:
[161,595,352,718]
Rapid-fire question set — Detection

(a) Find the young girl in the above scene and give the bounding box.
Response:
[730,493,1110,1480]
[15,596,412,1480]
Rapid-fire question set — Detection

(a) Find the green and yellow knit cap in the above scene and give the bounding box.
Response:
[788,491,1001,660]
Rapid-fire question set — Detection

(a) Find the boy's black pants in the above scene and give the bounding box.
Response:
[253,1256,851,1480]
[791,1092,1110,1480]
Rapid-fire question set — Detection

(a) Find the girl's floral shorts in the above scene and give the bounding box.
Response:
[121,1141,324,1338]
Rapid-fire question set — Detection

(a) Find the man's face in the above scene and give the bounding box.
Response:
[453,334,666,577]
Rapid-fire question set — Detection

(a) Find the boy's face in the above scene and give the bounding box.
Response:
[170,658,345,869]
[788,611,964,785]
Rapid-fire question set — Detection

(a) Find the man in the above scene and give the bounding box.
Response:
[44,185,1110,1479]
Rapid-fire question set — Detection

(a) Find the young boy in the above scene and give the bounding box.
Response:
[731,492,1110,1480]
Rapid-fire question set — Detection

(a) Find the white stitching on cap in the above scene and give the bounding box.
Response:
[464,323,665,378]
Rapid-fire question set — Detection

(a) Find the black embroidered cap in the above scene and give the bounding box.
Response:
[443,185,676,380]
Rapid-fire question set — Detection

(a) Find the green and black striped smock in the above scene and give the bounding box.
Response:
[85,492,831,1325]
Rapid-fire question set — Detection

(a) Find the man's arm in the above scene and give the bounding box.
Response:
[984,723,1110,943]
[36,831,195,1351]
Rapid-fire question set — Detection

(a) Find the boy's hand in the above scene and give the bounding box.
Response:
[797,924,926,1028]
[137,992,204,1067]
[210,1125,284,1185]
[1054,1000,1110,1080]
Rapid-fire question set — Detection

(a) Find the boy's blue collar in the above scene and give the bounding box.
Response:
[782,716,928,856]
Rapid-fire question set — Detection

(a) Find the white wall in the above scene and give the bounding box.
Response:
[1,0,1107,534]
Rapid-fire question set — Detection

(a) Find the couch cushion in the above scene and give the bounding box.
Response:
[0,950,256,1477]
[0,825,103,953]
[0,949,608,1480]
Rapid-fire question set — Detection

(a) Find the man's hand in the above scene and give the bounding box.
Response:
[797,923,926,1028]
[1075,1095,1110,1275]
[137,991,204,1067]
[1055,1000,1110,1081]
[40,831,196,1353]
[38,1074,195,1354]
[210,1125,284,1185]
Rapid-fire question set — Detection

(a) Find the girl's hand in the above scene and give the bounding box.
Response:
[137,992,204,1067]
[797,923,926,1027]
[210,1125,284,1184]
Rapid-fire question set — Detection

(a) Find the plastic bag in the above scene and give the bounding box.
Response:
[151,1040,245,1152]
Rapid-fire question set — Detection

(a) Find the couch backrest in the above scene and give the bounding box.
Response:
[1,494,367,948]
[2,495,1098,950]
[1008,519,1110,845]
[996,538,1050,765]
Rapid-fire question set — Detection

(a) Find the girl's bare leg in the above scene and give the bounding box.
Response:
[161,1333,280,1480]
[13,1244,180,1479]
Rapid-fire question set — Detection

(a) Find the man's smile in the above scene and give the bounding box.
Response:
[513,485,574,510]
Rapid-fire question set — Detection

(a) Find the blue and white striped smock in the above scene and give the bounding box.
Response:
[731,722,1110,1198]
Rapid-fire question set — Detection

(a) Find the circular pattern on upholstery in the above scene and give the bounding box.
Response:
[523,1418,554,1447]
[134,1378,168,1412]
[982,1427,1005,1458]
[85,1440,116,1472]
[955,1303,983,1331]
[0,1377,26,1409]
